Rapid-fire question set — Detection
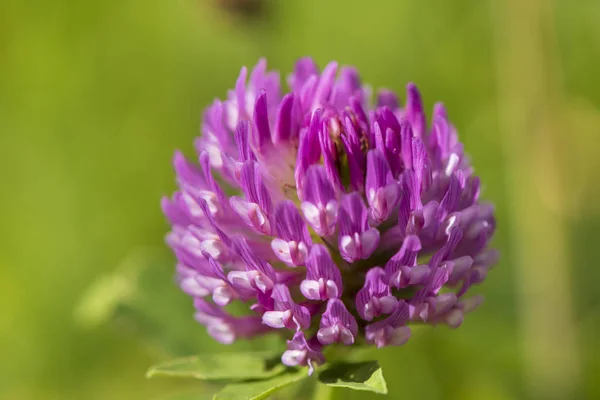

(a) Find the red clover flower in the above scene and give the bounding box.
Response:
[162,58,498,374]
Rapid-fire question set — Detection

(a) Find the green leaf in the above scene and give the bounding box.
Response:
[213,368,308,400]
[318,361,388,394]
[146,352,286,381]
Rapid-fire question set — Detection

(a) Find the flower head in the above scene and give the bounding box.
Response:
[163,58,497,372]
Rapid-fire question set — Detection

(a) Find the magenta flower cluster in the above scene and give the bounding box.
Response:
[162,58,497,373]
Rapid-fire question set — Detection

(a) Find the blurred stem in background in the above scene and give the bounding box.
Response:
[494,0,581,399]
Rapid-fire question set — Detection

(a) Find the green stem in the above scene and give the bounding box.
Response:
[313,382,334,400]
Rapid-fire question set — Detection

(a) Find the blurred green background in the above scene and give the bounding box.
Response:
[1,0,600,399]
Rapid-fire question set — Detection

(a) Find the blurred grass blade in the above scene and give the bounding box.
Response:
[74,247,156,329]
[74,266,135,329]
[75,247,207,355]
